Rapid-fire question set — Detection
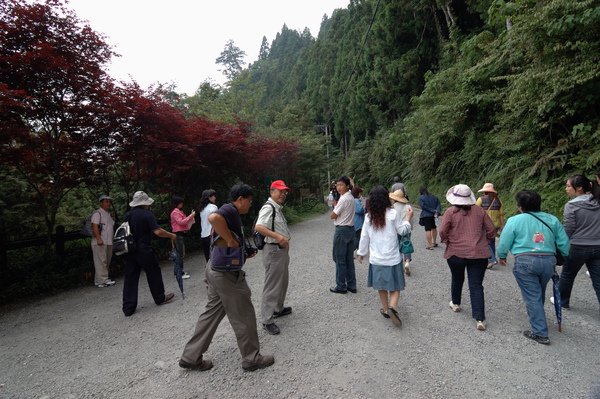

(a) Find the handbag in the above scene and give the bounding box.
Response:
[210,231,244,272]
[524,212,565,266]
[399,233,414,254]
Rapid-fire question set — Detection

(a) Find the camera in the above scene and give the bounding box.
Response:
[244,237,258,258]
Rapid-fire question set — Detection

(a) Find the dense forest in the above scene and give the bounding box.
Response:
[185,0,600,215]
[0,0,599,299]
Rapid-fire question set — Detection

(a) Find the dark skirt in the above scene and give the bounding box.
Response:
[368,263,405,291]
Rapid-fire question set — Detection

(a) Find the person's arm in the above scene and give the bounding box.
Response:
[496,219,514,265]
[91,212,103,245]
[356,220,370,262]
[554,220,570,257]
[153,228,176,240]
[562,203,576,237]
[208,212,239,247]
[483,213,496,240]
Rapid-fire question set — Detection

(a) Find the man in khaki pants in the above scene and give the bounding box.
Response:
[254,180,292,335]
[179,184,274,372]
[91,195,115,287]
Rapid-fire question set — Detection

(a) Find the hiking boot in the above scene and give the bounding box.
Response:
[523,330,550,345]
[263,323,280,335]
[273,307,292,318]
[178,358,213,371]
[476,320,486,331]
[449,301,461,312]
[242,354,275,372]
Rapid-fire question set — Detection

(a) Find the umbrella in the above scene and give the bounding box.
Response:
[169,242,185,299]
[551,272,562,332]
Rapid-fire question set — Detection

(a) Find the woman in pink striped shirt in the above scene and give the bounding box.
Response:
[439,184,496,331]
[170,196,196,279]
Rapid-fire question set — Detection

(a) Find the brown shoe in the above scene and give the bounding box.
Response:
[160,292,175,305]
[242,354,275,371]
[179,358,213,371]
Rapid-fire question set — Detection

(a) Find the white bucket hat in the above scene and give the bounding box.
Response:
[129,191,154,207]
[446,184,476,206]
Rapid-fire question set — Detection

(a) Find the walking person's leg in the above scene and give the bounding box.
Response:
[586,248,600,308]
[180,266,226,366]
[201,236,211,262]
[558,246,587,307]
[447,256,466,308]
[122,255,142,316]
[141,250,168,305]
[513,255,550,338]
[260,245,288,327]
[466,259,487,322]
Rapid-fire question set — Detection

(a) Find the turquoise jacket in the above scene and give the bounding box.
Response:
[497,211,570,259]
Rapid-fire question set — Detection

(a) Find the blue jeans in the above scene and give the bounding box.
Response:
[488,239,497,264]
[558,245,600,308]
[333,226,356,291]
[512,254,555,337]
[447,256,487,321]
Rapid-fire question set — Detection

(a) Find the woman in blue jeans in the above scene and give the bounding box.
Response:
[556,175,600,310]
[497,190,570,345]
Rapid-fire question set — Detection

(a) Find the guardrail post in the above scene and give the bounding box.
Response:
[55,225,65,260]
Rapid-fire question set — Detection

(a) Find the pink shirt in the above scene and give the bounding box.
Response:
[170,208,195,233]
[439,206,496,259]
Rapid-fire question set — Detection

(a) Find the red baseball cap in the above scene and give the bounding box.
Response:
[270,180,290,191]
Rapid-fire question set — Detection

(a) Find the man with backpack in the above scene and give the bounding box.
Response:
[91,195,116,288]
[254,180,292,335]
[122,191,176,317]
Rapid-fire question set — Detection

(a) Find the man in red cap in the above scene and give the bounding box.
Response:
[254,179,292,335]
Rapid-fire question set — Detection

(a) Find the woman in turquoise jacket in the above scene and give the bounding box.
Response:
[497,190,569,345]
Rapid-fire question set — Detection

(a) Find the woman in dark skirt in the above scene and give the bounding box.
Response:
[356,186,412,327]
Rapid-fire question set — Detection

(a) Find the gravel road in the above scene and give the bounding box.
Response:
[1,211,599,399]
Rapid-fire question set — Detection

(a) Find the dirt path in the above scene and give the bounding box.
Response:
[1,211,599,398]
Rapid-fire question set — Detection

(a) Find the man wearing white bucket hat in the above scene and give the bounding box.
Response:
[439,184,496,331]
[122,191,177,317]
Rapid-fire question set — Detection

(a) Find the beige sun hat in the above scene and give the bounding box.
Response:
[446,184,476,206]
[478,183,497,193]
[389,189,408,204]
[129,191,154,207]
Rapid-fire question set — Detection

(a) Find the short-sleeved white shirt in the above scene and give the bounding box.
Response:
[333,191,355,226]
[256,198,290,243]
[91,207,114,245]
[200,203,218,238]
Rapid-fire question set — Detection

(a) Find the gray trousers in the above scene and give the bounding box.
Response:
[260,244,290,324]
[181,264,260,365]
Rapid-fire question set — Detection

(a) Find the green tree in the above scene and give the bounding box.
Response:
[216,39,246,80]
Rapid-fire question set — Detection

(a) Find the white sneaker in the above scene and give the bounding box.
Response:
[105,280,116,286]
[550,296,555,305]
[182,273,190,280]
[97,283,108,288]
[476,320,486,331]
[449,301,461,312]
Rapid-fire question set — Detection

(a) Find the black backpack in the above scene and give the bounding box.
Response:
[252,202,276,250]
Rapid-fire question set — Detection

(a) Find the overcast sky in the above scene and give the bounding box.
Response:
[67,0,349,95]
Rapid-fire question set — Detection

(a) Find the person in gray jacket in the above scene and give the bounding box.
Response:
[555,175,600,310]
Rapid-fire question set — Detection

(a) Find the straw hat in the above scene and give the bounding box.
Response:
[478,183,497,193]
[129,191,154,207]
[389,189,408,204]
[446,184,476,206]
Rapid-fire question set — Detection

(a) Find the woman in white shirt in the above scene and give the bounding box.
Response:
[357,186,412,326]
[199,189,218,261]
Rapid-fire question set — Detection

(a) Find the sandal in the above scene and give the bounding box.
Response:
[433,243,438,247]
[426,246,434,250]
[380,309,390,319]
[388,308,402,328]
